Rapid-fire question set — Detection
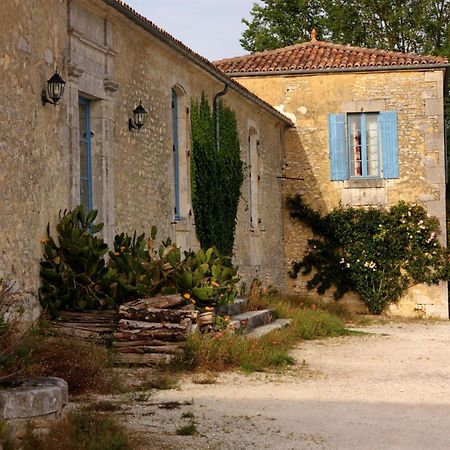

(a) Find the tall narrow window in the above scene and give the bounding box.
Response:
[79,97,93,210]
[248,128,259,227]
[348,113,379,177]
[172,88,181,219]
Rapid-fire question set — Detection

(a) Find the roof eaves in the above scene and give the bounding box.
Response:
[225,63,450,78]
[102,0,293,126]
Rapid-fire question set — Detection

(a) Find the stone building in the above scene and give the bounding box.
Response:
[215,31,450,317]
[1,2,449,318]
[0,0,291,295]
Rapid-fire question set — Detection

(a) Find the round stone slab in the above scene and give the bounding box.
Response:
[0,377,68,420]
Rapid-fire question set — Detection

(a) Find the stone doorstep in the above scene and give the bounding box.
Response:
[246,319,292,339]
[230,309,275,333]
[0,377,68,420]
[216,297,248,317]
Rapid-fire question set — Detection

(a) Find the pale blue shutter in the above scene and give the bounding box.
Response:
[328,113,347,181]
[380,111,399,179]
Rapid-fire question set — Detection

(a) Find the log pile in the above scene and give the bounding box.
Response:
[113,295,198,365]
[50,310,117,345]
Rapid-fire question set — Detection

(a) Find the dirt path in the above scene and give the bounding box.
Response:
[120,322,450,449]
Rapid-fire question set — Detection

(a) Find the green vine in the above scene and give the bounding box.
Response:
[288,195,450,314]
[190,94,244,256]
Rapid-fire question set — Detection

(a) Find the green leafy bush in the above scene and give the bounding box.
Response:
[39,207,112,314]
[288,195,450,314]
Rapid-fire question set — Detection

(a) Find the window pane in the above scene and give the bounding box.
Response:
[80,178,89,210]
[80,143,88,180]
[348,115,362,176]
[79,103,86,140]
[366,114,378,176]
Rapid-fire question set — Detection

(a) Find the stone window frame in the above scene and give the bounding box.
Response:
[248,125,261,233]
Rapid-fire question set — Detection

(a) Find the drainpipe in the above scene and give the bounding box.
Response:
[214,84,229,151]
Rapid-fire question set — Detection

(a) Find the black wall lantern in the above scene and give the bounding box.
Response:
[129,101,147,131]
[41,71,66,106]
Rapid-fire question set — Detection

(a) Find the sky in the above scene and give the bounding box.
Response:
[122,0,260,61]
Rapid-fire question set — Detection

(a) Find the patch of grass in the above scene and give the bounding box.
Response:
[0,420,16,450]
[192,373,217,384]
[180,290,348,373]
[176,422,198,436]
[86,401,123,413]
[181,411,195,419]
[21,408,133,450]
[144,369,179,390]
[0,332,124,395]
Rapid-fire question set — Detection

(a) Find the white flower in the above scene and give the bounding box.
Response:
[340,258,345,264]
[346,263,351,268]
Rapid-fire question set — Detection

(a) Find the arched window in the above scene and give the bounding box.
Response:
[248,127,260,229]
[171,85,190,221]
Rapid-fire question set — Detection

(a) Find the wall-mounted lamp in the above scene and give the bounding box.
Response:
[41,71,66,106]
[129,101,147,131]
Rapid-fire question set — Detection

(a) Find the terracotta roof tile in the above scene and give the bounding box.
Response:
[214,39,448,74]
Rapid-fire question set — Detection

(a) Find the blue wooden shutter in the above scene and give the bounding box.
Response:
[328,113,347,180]
[380,111,399,179]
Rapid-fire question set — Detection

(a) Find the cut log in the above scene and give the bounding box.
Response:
[118,306,197,324]
[112,339,174,348]
[50,324,112,343]
[51,322,114,332]
[113,328,187,342]
[116,352,175,365]
[117,319,187,331]
[113,344,183,355]
[123,295,184,310]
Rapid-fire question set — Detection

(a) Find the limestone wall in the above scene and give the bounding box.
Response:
[0,0,69,292]
[235,70,448,317]
[0,0,287,293]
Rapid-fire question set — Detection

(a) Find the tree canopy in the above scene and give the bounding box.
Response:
[241,0,450,56]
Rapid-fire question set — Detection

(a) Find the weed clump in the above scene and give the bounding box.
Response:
[176,422,198,436]
[21,408,133,450]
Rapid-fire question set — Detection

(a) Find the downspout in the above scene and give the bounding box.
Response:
[214,84,229,151]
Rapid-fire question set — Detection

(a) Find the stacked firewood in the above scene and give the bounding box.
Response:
[50,310,117,345]
[113,295,198,365]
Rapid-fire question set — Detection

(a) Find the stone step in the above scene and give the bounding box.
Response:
[230,309,274,333]
[246,319,292,339]
[216,297,248,316]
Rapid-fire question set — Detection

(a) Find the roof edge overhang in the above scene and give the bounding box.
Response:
[102,0,293,126]
[225,63,450,78]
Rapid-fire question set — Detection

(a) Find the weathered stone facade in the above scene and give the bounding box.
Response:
[0,0,289,294]
[234,70,448,317]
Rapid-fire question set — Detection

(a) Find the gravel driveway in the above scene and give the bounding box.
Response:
[123,321,450,450]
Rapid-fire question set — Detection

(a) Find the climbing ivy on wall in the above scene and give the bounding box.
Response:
[190,94,244,256]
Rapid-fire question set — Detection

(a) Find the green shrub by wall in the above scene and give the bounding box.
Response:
[190,94,244,256]
[288,195,450,314]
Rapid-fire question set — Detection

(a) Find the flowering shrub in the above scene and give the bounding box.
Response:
[288,195,450,314]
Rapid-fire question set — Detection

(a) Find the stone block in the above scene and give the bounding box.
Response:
[0,377,68,420]
[424,70,444,82]
[425,167,445,184]
[424,132,444,152]
[425,98,444,116]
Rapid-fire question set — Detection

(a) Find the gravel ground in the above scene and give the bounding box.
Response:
[102,321,450,449]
